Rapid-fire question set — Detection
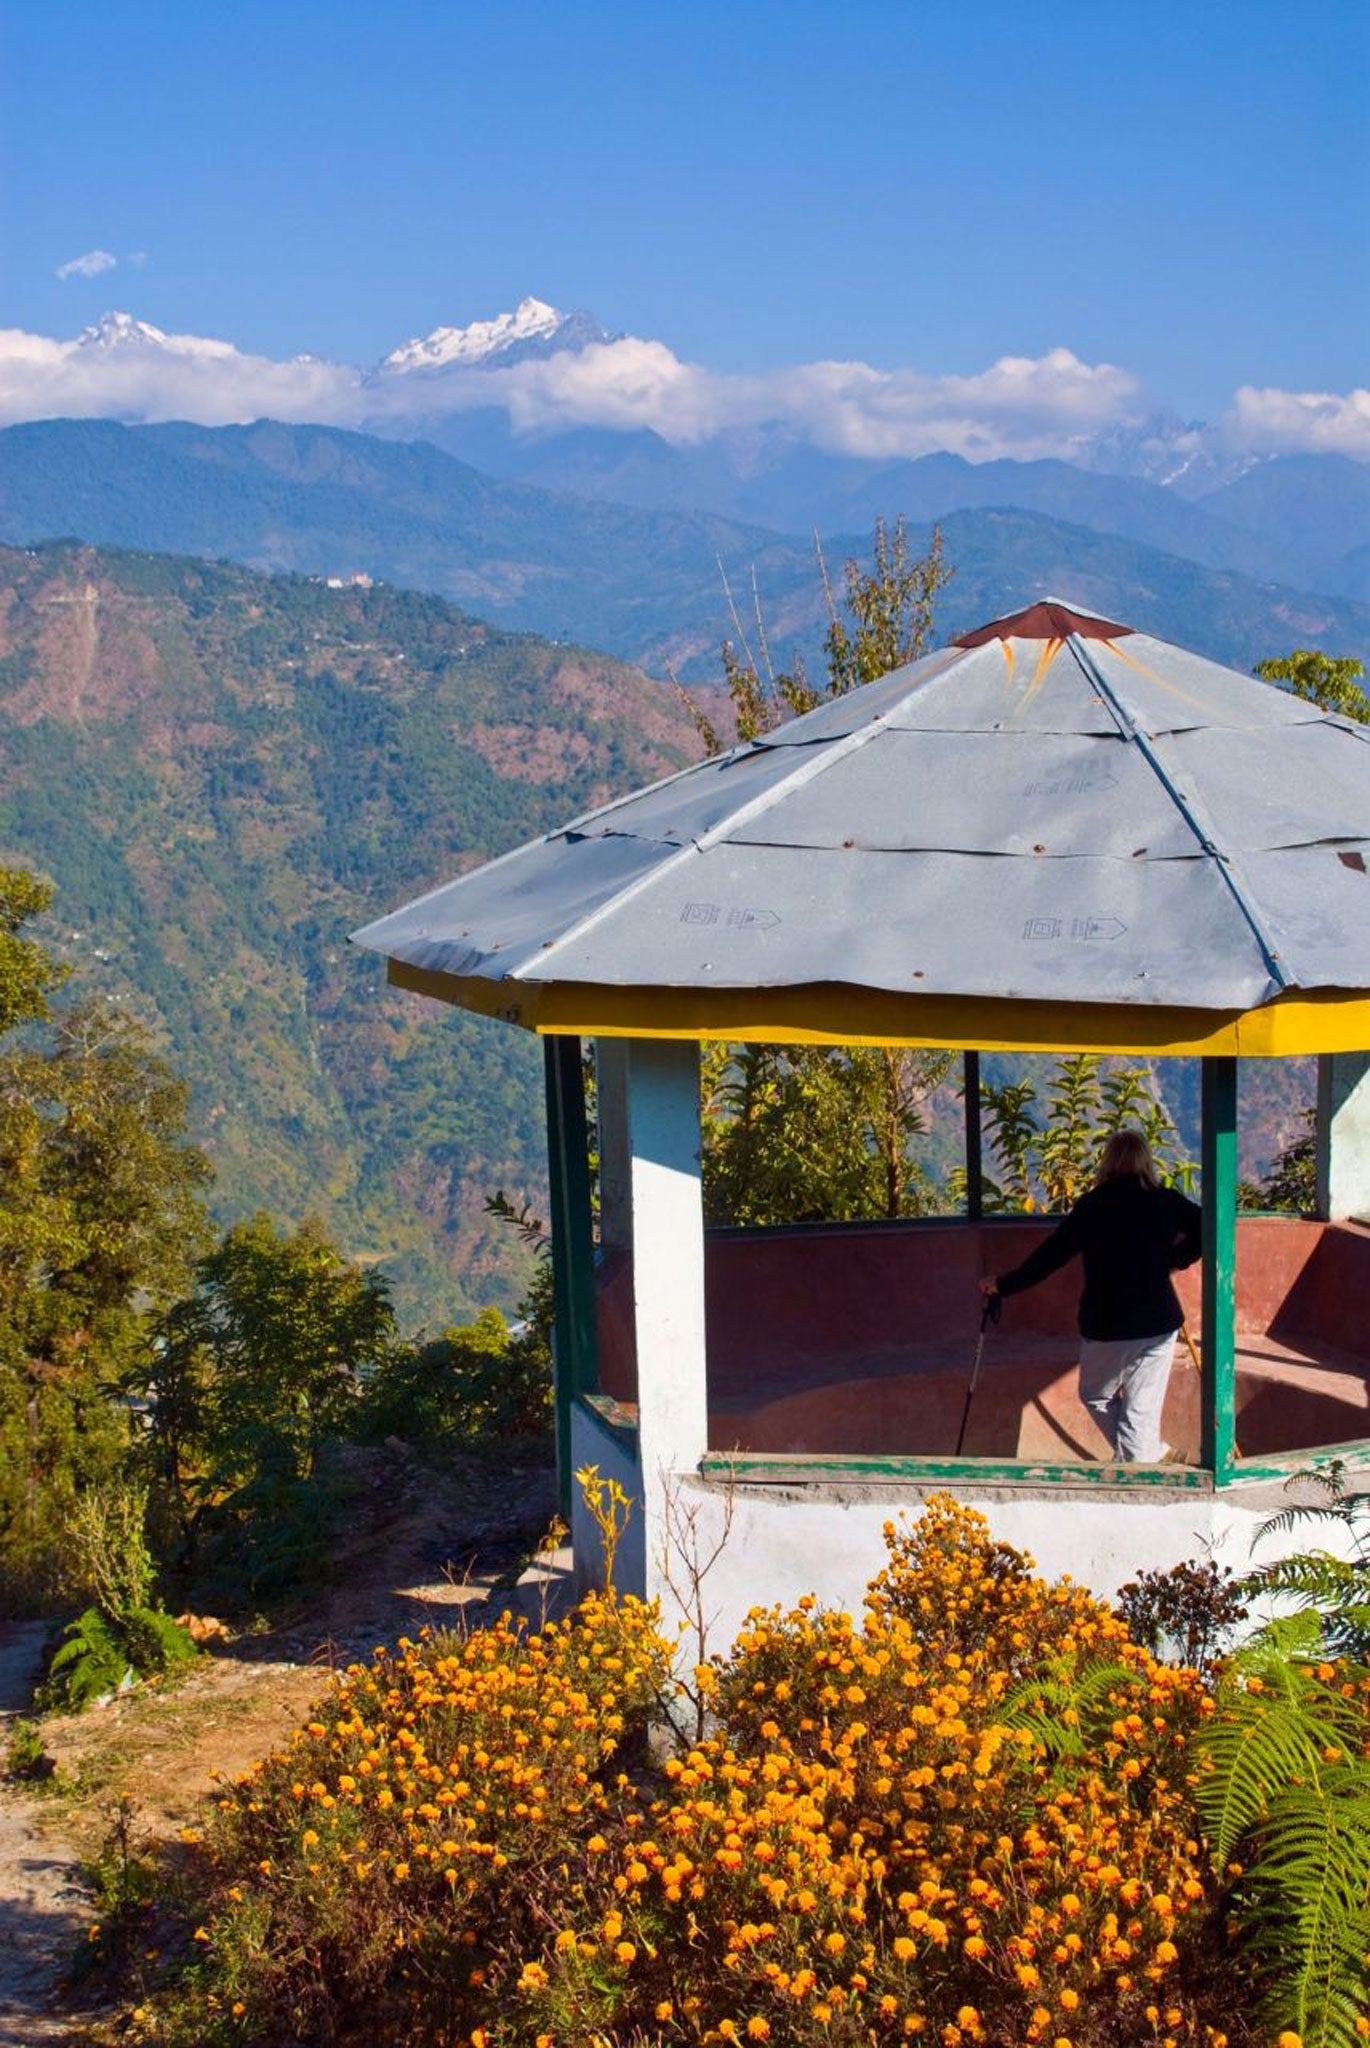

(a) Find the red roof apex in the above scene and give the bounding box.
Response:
[953,599,1132,648]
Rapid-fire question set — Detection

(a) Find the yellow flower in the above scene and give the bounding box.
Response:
[615,1941,637,1965]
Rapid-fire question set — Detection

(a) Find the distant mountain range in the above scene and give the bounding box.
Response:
[0,540,696,1325]
[5,295,1366,605]
[2,418,1367,682]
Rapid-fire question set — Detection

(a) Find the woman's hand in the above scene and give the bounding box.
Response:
[979,1277,999,1299]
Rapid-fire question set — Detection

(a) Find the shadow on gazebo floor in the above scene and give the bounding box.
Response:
[703,1335,1370,1463]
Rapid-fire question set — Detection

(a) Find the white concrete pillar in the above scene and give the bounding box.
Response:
[1316,1052,1370,1220]
[625,1037,709,1474]
[622,1038,709,1615]
[594,1037,634,1255]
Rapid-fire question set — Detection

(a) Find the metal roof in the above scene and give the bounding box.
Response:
[352,599,1370,1035]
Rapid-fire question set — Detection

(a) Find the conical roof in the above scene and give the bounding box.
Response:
[353,600,1370,1054]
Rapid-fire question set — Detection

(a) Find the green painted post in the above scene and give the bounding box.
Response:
[544,1036,598,1518]
[1200,1056,1238,1484]
[964,1050,983,1221]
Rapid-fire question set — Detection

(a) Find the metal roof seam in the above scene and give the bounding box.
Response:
[1065,636,1292,996]
[517,677,948,981]
[549,739,755,842]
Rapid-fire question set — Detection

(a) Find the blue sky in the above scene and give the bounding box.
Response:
[2,0,1366,420]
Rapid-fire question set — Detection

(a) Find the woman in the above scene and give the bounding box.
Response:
[980,1131,1202,1464]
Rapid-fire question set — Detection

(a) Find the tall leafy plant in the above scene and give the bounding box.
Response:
[1191,1619,1370,2045]
[978,1051,1194,1212]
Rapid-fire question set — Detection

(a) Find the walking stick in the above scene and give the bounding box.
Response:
[1180,1320,1242,1460]
[956,1294,1001,1455]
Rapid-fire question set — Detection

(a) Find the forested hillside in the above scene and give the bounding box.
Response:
[2,419,1367,679]
[0,540,698,1322]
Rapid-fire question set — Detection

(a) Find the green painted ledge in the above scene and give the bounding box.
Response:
[578,1405,1370,1491]
[700,1452,1212,1490]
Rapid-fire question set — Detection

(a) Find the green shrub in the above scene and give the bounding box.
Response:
[42,1602,196,1712]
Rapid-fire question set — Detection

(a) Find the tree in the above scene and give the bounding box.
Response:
[683,518,952,750]
[0,873,213,1608]
[689,522,956,1224]
[977,1052,1195,1212]
[1254,649,1369,723]
[0,866,65,1034]
[142,1215,396,1537]
[702,1040,951,1225]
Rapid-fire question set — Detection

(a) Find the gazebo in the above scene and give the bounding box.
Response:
[354,598,1370,1637]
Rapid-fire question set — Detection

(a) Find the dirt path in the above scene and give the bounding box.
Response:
[0,1445,563,2042]
[0,1620,91,2047]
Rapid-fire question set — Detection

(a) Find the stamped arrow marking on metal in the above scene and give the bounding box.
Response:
[1023,771,1120,798]
[1022,915,1128,942]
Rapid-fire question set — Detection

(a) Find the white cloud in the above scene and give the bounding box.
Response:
[363,336,1142,464]
[1226,383,1370,460]
[0,316,363,430]
[55,248,117,281]
[0,305,1363,472]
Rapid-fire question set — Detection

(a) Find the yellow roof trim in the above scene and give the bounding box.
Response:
[386,958,1370,1057]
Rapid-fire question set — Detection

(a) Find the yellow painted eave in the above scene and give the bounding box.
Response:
[385,959,1370,1057]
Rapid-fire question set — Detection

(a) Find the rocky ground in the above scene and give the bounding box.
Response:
[0,1441,562,2043]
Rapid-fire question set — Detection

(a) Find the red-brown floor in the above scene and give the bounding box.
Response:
[705,1332,1370,1461]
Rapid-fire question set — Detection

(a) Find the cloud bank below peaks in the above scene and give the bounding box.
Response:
[0,308,1365,466]
[452,339,1140,463]
[1227,382,1370,460]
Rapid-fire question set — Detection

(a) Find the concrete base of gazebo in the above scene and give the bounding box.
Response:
[567,1418,1365,1645]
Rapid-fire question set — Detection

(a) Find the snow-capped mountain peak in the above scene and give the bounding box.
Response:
[77,311,170,351]
[378,298,610,373]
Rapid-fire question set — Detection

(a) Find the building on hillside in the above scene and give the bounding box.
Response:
[354,598,1370,1645]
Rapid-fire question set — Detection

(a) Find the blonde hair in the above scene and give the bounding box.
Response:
[1095,1129,1160,1189]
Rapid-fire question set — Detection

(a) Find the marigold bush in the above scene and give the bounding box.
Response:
[132,1496,1268,2047]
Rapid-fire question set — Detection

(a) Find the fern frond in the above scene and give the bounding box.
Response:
[1258,1462,1370,1558]
[1244,1774,1370,2047]
[1197,1647,1362,1865]
[1244,1552,1370,1658]
[1000,1657,1138,1764]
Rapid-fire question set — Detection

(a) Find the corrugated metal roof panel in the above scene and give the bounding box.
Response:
[1086,635,1325,733]
[1161,722,1370,852]
[356,830,680,981]
[513,840,1274,1007]
[725,730,1194,857]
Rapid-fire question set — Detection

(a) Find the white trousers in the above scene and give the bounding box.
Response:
[1078,1330,1177,1463]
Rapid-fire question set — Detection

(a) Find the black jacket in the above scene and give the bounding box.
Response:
[995,1178,1202,1342]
